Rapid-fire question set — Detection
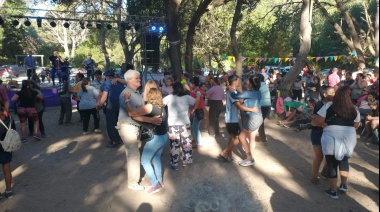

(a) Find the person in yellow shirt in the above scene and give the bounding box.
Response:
[71,73,84,123]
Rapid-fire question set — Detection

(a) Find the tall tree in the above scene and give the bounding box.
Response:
[230,0,244,78]
[164,0,183,77]
[278,0,312,96]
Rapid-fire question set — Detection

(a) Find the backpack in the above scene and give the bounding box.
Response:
[0,117,21,152]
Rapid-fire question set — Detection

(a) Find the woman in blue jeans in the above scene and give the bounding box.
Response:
[124,88,167,195]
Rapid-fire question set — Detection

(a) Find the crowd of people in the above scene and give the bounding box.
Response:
[0,63,378,198]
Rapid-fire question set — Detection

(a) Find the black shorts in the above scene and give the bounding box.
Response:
[226,123,240,137]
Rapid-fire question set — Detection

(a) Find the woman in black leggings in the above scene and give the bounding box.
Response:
[312,86,360,199]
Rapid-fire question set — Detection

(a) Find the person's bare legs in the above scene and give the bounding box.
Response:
[329,178,338,191]
[2,163,12,190]
[248,129,258,159]
[312,146,324,180]
[340,171,348,185]
[239,129,252,160]
[221,136,239,159]
[203,107,209,131]
[33,120,39,135]
[20,122,27,138]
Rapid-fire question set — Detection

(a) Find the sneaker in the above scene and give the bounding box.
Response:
[239,159,255,167]
[147,184,162,195]
[282,124,290,129]
[128,183,144,191]
[339,183,348,192]
[22,137,28,143]
[294,128,301,132]
[170,164,179,171]
[94,129,102,133]
[311,178,322,186]
[2,190,12,198]
[325,189,339,199]
[83,131,90,135]
[33,133,41,140]
[277,121,283,125]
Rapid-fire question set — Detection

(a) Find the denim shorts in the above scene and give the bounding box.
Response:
[310,129,323,146]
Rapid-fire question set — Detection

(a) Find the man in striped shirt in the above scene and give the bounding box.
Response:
[217,75,258,162]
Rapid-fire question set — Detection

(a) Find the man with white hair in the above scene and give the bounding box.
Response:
[117,70,162,191]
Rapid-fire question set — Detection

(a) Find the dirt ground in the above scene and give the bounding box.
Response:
[0,106,378,212]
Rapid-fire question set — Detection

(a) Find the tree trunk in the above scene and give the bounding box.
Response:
[278,0,312,98]
[185,0,213,76]
[375,0,379,75]
[116,0,130,64]
[63,28,70,58]
[71,37,76,59]
[100,28,111,71]
[230,0,243,78]
[335,0,366,69]
[165,0,182,78]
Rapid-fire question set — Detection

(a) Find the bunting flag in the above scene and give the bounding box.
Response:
[316,57,323,62]
[274,58,279,63]
[223,56,228,60]
[278,58,282,62]
[352,51,357,57]
[228,56,234,61]
[248,57,252,61]
[324,56,329,62]
[242,57,247,61]
[255,58,260,62]
[268,58,273,62]
[334,56,339,61]
[329,56,334,61]
[285,58,289,62]
[259,58,265,63]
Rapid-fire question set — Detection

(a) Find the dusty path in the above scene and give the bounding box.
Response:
[0,107,378,211]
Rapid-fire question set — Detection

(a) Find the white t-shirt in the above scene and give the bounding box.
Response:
[163,94,195,126]
[317,102,360,122]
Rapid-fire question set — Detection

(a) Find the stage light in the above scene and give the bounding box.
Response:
[86,23,92,28]
[50,21,57,27]
[24,19,31,26]
[36,17,42,27]
[79,21,85,29]
[0,16,4,26]
[149,25,165,33]
[63,22,70,28]
[12,20,19,26]
[150,26,157,31]
[106,24,112,30]
[159,26,164,33]
[96,23,102,29]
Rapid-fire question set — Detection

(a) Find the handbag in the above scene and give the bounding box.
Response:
[195,108,204,120]
[140,124,155,143]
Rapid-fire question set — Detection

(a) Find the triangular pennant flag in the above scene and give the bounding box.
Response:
[264,58,268,62]
[329,56,334,61]
[228,56,233,61]
[248,57,252,61]
[268,58,273,62]
[352,51,357,57]
[279,58,282,62]
[255,58,260,62]
[223,56,228,60]
[364,56,370,59]
[292,58,297,61]
[338,55,342,60]
[345,55,350,59]
[316,57,322,62]
[259,58,264,63]
[324,57,329,62]
[242,57,247,61]
[374,58,378,64]
[334,56,338,61]
[274,58,278,63]
[285,58,289,62]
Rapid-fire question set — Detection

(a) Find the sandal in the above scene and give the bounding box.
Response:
[217,154,230,162]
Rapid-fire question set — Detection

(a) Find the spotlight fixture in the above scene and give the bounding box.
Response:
[24,19,31,26]
[50,21,57,27]
[106,24,112,30]
[37,17,42,27]
[12,20,19,26]
[0,16,4,26]
[63,22,70,28]
[79,21,85,29]
[150,25,165,33]
[96,23,102,29]
[86,22,92,28]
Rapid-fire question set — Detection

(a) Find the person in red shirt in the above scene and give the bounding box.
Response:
[190,77,204,148]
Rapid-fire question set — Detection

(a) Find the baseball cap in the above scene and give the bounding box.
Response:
[104,70,115,76]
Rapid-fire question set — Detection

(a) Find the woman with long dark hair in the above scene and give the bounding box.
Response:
[230,76,263,167]
[78,77,101,134]
[124,88,168,194]
[163,82,195,171]
[11,80,43,142]
[312,86,360,199]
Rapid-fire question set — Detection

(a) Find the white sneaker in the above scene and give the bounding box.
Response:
[239,159,255,167]
[128,183,145,191]
[94,129,102,133]
[83,131,90,135]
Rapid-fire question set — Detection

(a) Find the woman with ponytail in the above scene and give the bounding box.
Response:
[78,78,101,134]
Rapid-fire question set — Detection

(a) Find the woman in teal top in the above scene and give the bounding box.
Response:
[230,76,263,167]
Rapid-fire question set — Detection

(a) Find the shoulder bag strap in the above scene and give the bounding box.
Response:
[0,118,9,131]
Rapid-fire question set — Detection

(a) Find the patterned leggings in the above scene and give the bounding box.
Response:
[168,125,193,166]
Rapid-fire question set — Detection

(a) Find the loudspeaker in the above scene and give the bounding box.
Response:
[142,34,160,65]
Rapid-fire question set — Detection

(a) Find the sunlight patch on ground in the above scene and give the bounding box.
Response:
[79,154,92,166]
[45,139,77,154]
[84,184,106,205]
